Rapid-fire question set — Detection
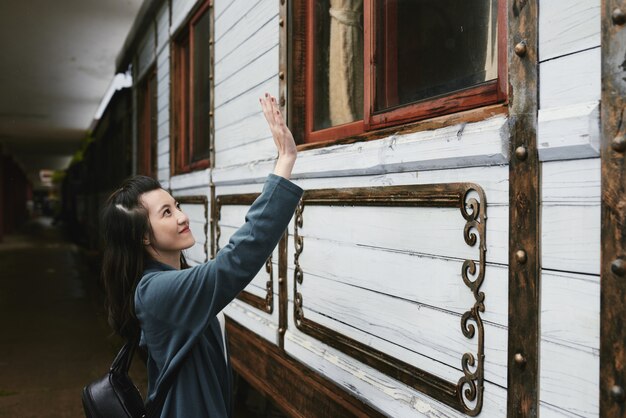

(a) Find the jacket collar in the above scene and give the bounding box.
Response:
[143,258,177,274]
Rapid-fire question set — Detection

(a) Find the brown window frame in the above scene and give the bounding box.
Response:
[295,0,508,145]
[137,65,157,177]
[171,0,213,174]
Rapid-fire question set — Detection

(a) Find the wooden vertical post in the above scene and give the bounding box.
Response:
[600,1,626,417]
[507,0,540,416]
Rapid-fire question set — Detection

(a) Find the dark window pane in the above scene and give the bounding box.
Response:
[375,0,498,112]
[191,10,211,163]
[313,0,364,131]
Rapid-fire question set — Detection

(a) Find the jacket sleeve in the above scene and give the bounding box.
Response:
[134,174,303,350]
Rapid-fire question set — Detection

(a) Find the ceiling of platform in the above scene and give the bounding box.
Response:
[0,0,143,189]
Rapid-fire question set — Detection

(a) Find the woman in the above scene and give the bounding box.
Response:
[100,94,302,417]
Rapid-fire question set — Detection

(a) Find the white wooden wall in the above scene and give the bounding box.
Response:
[124,0,604,416]
[538,1,601,417]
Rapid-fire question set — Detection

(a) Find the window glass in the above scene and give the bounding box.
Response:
[374,0,498,112]
[313,0,364,131]
[192,10,211,163]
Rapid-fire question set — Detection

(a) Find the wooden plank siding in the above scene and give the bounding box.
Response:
[537,1,602,417]
[113,0,610,416]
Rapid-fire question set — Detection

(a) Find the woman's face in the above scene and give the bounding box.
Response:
[140,188,195,253]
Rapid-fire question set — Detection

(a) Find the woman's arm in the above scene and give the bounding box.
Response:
[260,93,297,179]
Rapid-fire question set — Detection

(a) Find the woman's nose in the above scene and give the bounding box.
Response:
[176,210,189,224]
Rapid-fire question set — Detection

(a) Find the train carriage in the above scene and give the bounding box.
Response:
[72,1,626,416]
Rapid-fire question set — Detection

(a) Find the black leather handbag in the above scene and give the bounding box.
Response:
[82,342,173,418]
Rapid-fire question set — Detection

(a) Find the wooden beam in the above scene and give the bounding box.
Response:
[226,318,385,418]
[506,0,540,416]
[600,1,626,416]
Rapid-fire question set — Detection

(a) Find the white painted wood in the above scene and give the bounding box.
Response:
[542,204,600,275]
[213,115,509,184]
[539,0,600,62]
[293,204,508,264]
[216,137,276,168]
[136,26,155,80]
[541,269,599,351]
[157,153,169,172]
[537,101,600,161]
[540,339,599,417]
[179,203,206,222]
[214,0,234,21]
[279,236,509,326]
[540,47,600,110]
[542,158,601,204]
[215,15,278,85]
[169,168,210,191]
[215,165,510,205]
[172,186,210,197]
[214,0,277,62]
[215,45,278,108]
[157,174,170,189]
[283,329,508,417]
[214,76,278,130]
[157,119,169,142]
[171,0,198,35]
[224,299,279,345]
[540,402,589,418]
[285,274,509,387]
[214,111,271,153]
[156,2,170,50]
[157,136,170,156]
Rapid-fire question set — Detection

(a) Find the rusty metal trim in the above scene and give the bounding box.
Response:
[600,1,626,415]
[293,183,487,416]
[506,0,540,416]
[214,193,275,314]
[176,195,209,262]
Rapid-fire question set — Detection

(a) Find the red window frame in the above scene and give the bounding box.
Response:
[301,0,507,145]
[137,66,157,177]
[171,0,212,174]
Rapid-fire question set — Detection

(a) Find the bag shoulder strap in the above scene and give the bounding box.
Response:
[115,340,184,418]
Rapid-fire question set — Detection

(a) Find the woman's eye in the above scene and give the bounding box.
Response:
[175,203,181,210]
[163,209,171,216]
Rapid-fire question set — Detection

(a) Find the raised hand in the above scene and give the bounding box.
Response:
[260,93,297,179]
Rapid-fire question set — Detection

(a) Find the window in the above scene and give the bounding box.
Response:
[293,0,506,144]
[137,67,157,176]
[172,0,213,173]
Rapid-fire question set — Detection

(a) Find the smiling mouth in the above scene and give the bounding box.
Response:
[180,226,190,234]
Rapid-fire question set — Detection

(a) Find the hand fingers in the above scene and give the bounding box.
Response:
[259,94,276,127]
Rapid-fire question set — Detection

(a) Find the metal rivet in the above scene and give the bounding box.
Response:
[278,277,284,284]
[516,250,527,264]
[280,95,286,107]
[611,259,625,277]
[279,17,284,27]
[209,38,213,45]
[612,8,626,25]
[209,74,213,80]
[515,146,528,161]
[610,385,625,403]
[612,135,626,153]
[514,353,526,368]
[209,111,213,117]
[279,71,285,80]
[279,327,285,334]
[514,41,527,57]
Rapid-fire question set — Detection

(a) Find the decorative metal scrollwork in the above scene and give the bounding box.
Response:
[291,183,487,416]
[458,187,486,416]
[294,199,305,327]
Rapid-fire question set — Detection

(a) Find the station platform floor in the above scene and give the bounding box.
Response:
[0,217,286,418]
[0,217,141,417]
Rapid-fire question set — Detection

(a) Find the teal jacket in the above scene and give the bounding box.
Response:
[135,174,303,417]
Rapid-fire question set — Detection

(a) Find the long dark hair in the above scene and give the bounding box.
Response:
[101,175,187,341]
